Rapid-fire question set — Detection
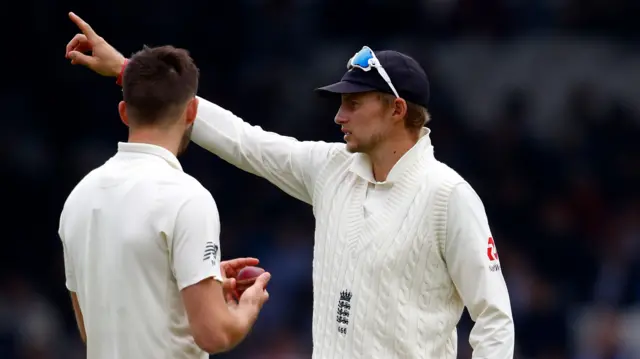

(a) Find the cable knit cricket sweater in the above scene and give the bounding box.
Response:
[191,97,515,359]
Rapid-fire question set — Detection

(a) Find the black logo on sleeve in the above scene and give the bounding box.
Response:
[203,241,219,266]
[337,290,352,335]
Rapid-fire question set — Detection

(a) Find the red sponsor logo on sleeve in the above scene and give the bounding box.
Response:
[487,236,499,261]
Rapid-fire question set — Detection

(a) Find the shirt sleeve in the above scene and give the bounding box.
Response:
[59,213,77,292]
[61,239,77,292]
[444,182,515,359]
[170,189,224,291]
[191,96,342,205]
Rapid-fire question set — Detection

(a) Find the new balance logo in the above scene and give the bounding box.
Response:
[203,242,219,266]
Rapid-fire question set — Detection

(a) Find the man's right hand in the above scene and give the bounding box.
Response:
[65,12,125,77]
[237,272,271,312]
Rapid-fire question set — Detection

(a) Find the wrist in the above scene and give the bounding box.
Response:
[115,58,129,86]
[222,305,256,350]
[236,302,259,327]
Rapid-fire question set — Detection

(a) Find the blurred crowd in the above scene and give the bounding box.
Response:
[1,0,639,358]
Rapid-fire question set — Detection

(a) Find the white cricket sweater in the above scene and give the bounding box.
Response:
[191,97,515,359]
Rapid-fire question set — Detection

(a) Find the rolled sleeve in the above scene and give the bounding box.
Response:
[445,183,515,359]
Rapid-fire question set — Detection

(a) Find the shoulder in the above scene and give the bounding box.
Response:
[419,159,486,223]
[426,159,469,199]
[60,164,108,218]
[158,171,217,213]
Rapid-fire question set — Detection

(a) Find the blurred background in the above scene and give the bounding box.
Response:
[1,0,639,358]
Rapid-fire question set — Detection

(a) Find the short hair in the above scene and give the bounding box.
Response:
[122,45,199,126]
[377,93,431,131]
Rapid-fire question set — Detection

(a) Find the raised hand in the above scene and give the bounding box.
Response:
[65,12,125,77]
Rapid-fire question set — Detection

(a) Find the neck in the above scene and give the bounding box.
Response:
[369,132,419,182]
[128,128,180,156]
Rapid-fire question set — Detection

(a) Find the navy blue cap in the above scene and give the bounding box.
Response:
[315,50,430,108]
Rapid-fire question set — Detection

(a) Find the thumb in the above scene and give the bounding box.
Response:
[68,51,95,67]
[253,272,271,288]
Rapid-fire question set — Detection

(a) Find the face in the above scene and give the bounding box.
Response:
[334,92,396,153]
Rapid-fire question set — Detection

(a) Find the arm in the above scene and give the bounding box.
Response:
[171,190,263,354]
[63,14,338,204]
[191,97,341,204]
[70,292,86,344]
[445,183,515,359]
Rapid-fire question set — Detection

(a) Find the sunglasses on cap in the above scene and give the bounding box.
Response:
[347,46,400,98]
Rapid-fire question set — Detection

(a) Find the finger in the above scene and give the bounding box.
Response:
[68,12,100,42]
[220,263,229,279]
[241,257,260,266]
[228,258,261,272]
[228,257,259,269]
[253,272,271,288]
[224,289,236,303]
[222,278,236,290]
[66,34,87,56]
[68,51,95,67]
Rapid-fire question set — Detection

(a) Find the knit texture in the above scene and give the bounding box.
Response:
[309,147,466,359]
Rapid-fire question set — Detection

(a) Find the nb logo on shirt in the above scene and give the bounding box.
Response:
[203,241,219,266]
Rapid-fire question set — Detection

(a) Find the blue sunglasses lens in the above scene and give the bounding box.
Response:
[350,48,374,69]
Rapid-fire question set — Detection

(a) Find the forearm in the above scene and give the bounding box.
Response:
[207,304,258,353]
[191,97,274,178]
[70,292,86,344]
[221,304,259,351]
[191,97,330,203]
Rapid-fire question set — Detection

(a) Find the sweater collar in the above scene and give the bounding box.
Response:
[349,128,434,184]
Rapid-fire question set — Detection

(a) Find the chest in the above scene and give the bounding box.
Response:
[313,169,439,264]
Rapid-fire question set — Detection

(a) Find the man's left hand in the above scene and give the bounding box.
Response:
[220,257,260,302]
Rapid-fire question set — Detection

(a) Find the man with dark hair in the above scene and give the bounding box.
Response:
[59,13,270,359]
[118,45,199,155]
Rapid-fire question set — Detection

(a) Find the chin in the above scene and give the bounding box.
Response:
[345,142,361,153]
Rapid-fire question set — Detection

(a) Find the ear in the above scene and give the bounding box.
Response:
[118,101,130,127]
[391,98,407,124]
[185,97,199,126]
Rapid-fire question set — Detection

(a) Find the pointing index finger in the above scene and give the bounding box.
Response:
[68,12,99,41]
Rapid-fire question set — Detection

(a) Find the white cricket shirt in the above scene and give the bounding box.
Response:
[191,97,515,359]
[59,142,223,359]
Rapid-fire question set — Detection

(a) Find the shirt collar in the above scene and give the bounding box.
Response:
[117,142,183,172]
[349,127,433,184]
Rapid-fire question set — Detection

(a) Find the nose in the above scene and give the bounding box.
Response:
[335,116,347,125]
[334,109,348,125]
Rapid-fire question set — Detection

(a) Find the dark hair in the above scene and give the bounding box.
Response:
[122,45,199,126]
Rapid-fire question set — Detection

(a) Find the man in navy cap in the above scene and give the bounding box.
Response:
[65,12,514,359]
